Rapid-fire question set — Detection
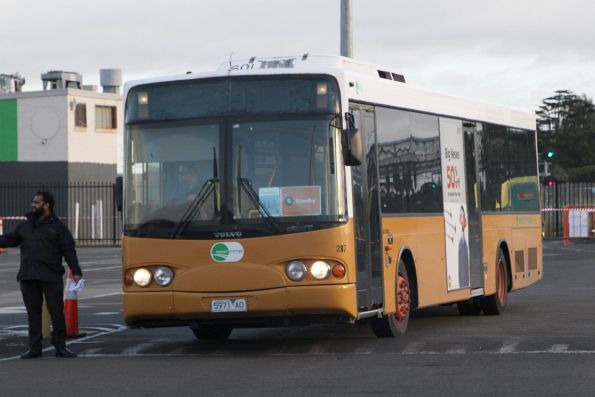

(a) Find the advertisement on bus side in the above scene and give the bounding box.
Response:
[440,119,471,291]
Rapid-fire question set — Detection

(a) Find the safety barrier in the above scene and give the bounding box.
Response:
[542,181,595,238]
[562,206,595,245]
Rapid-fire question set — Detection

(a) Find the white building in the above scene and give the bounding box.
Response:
[0,70,123,183]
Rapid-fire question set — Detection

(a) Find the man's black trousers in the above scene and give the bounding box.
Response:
[20,280,66,351]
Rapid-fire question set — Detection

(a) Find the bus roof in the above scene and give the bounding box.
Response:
[124,54,536,130]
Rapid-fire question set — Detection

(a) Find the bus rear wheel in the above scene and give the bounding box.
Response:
[481,248,508,315]
[371,260,411,337]
[191,325,233,340]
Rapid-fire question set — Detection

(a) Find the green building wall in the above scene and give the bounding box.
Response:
[0,99,18,161]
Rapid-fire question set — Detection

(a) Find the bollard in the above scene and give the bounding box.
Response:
[42,297,51,338]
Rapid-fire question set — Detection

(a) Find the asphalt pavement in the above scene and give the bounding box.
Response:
[1,240,594,396]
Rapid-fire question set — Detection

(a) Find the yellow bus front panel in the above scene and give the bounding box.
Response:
[122,222,359,325]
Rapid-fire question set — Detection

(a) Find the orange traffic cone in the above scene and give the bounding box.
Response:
[64,269,86,338]
[0,218,6,254]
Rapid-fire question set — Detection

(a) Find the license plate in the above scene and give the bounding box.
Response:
[211,298,247,313]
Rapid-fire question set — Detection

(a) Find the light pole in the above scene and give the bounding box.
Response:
[340,0,353,57]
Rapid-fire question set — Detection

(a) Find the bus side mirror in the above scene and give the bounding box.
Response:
[114,176,123,212]
[342,112,362,166]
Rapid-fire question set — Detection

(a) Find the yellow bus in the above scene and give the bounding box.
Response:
[120,55,542,338]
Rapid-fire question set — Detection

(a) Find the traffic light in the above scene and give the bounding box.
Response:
[543,147,556,160]
[543,176,556,187]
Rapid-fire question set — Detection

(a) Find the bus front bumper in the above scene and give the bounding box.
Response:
[124,284,358,328]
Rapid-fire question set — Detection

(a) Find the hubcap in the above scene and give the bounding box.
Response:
[396,274,410,320]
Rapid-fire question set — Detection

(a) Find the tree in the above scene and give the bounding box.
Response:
[536,90,595,180]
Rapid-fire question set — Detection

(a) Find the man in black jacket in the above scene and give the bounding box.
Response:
[0,191,82,359]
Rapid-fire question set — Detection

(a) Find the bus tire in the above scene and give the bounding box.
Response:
[191,325,233,340]
[481,248,508,315]
[371,260,411,337]
[457,298,482,315]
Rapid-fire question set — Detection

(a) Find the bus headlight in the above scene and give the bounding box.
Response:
[133,268,152,287]
[310,261,330,280]
[153,266,174,286]
[286,261,307,281]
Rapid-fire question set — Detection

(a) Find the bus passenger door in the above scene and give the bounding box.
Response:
[350,105,384,311]
[440,118,483,291]
[463,122,483,289]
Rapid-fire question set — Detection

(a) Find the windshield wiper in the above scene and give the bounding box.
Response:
[236,145,282,233]
[170,179,218,238]
[171,147,220,238]
[237,178,283,233]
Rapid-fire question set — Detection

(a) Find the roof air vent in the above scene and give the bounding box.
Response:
[392,73,406,83]
[377,70,392,80]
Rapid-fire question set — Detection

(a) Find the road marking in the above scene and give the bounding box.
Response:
[0,306,26,315]
[74,348,595,359]
[121,342,155,355]
[81,348,103,355]
[403,341,423,353]
[548,344,569,352]
[0,324,127,362]
[79,292,122,300]
[0,328,28,337]
[445,346,466,354]
[498,339,520,353]
[79,259,121,266]
[83,266,122,272]
[355,346,374,355]
[73,341,103,344]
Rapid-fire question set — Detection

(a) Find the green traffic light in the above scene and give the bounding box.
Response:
[546,151,555,159]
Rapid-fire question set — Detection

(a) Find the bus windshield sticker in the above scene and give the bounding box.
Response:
[258,187,281,216]
[281,186,322,216]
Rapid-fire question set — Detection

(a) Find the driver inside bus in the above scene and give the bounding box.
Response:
[173,163,217,221]
[177,163,201,200]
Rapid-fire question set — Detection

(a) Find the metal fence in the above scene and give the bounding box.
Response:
[2,181,594,242]
[541,181,595,238]
[0,182,122,246]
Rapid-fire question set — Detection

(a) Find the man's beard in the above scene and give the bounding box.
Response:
[29,207,45,219]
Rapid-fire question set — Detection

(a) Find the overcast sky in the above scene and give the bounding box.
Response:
[2,0,594,111]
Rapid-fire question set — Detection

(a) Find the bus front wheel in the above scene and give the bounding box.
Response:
[191,325,233,340]
[371,260,411,337]
[481,248,508,315]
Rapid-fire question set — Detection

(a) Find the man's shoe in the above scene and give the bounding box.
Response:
[54,346,77,358]
[20,350,42,359]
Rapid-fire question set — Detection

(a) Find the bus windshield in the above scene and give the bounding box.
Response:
[124,76,345,238]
